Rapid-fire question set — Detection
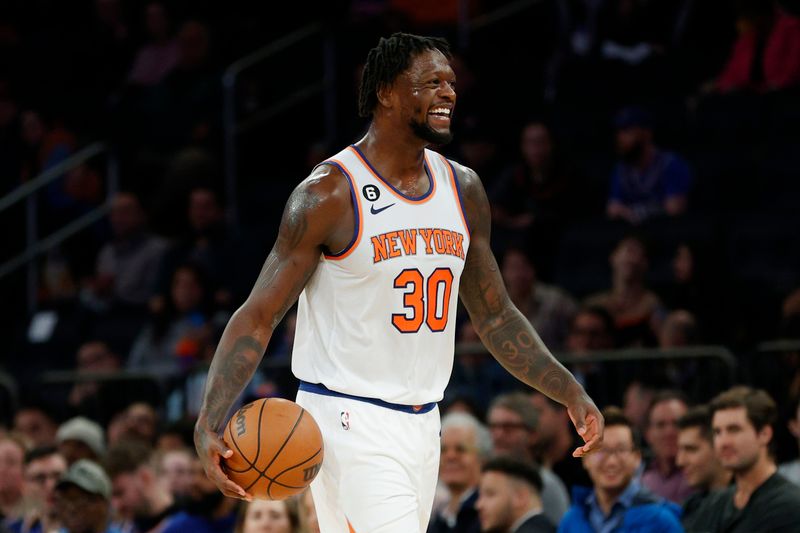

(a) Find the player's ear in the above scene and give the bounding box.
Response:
[376,82,394,110]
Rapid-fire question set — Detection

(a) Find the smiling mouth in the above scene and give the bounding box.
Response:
[428,107,452,124]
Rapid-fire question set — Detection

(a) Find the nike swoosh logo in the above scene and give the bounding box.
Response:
[370,203,395,214]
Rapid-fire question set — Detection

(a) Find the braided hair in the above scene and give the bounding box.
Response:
[358,32,451,118]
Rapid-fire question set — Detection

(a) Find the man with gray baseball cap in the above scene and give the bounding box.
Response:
[54,460,123,533]
[56,417,106,466]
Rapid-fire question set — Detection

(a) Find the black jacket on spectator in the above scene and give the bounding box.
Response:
[686,472,800,532]
[427,490,480,533]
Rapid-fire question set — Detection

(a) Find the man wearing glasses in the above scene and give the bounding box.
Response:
[486,392,569,526]
[10,446,68,533]
[558,407,682,532]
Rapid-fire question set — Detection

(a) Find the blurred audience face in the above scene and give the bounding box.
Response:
[455,321,484,372]
[520,122,552,169]
[188,188,222,232]
[623,382,655,432]
[158,449,193,498]
[107,411,130,446]
[0,437,25,498]
[676,426,722,489]
[672,244,694,284]
[25,452,68,515]
[440,424,482,493]
[95,0,122,25]
[77,341,119,372]
[475,471,530,533]
[54,484,108,533]
[109,193,145,239]
[583,425,641,493]
[501,249,535,297]
[110,468,147,522]
[171,266,204,313]
[21,110,45,146]
[177,21,209,69]
[460,138,497,171]
[14,408,58,448]
[529,393,565,448]
[610,237,648,284]
[145,2,169,40]
[185,457,226,515]
[566,310,614,353]
[126,403,158,444]
[475,470,517,533]
[240,500,292,533]
[713,407,771,474]
[616,126,651,163]
[58,439,97,465]
[658,310,697,348]
[645,398,687,465]
[487,407,533,459]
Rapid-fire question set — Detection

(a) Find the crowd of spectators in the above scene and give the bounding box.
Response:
[1,0,800,532]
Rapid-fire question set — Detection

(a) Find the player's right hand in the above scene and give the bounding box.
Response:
[194,421,252,501]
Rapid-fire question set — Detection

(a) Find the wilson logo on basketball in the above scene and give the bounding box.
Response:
[235,403,253,437]
[303,463,321,482]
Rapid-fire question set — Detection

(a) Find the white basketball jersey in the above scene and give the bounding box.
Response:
[292,145,471,405]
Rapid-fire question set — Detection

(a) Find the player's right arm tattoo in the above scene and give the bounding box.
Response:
[204,337,263,431]
[197,181,325,433]
[457,165,583,405]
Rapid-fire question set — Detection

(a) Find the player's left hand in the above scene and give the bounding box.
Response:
[567,392,604,457]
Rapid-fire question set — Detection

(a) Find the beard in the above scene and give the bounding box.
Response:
[410,117,453,145]
[728,451,760,476]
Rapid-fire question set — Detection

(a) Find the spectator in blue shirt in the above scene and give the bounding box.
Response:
[606,106,693,225]
[558,407,683,532]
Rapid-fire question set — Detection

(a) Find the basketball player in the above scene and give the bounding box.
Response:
[195,33,603,533]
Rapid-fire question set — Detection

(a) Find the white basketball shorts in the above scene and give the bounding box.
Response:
[296,382,441,533]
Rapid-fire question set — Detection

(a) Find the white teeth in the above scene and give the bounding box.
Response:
[429,108,451,116]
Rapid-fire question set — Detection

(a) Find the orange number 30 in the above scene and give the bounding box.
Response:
[391,268,454,333]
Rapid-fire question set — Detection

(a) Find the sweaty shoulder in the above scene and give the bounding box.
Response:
[448,160,489,235]
[284,163,355,252]
[448,160,483,197]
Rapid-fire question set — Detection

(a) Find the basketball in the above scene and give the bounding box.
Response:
[222,398,324,500]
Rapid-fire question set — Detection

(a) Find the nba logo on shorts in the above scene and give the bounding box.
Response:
[340,411,350,430]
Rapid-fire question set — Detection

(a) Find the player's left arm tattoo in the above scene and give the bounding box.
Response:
[456,165,582,404]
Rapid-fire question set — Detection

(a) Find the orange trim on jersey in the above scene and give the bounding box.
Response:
[348,146,436,204]
[322,158,363,261]
[439,154,472,238]
[347,520,357,533]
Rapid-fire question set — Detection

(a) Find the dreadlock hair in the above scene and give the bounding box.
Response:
[358,32,452,118]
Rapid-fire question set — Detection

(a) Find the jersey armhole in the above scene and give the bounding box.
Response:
[441,156,472,238]
[319,160,362,260]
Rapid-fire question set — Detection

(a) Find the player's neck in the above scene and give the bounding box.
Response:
[357,124,428,181]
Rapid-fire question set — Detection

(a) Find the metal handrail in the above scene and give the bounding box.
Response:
[0,142,118,310]
[39,369,167,385]
[222,22,328,226]
[0,203,111,279]
[756,339,800,353]
[0,142,107,213]
[467,0,541,32]
[455,343,739,385]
